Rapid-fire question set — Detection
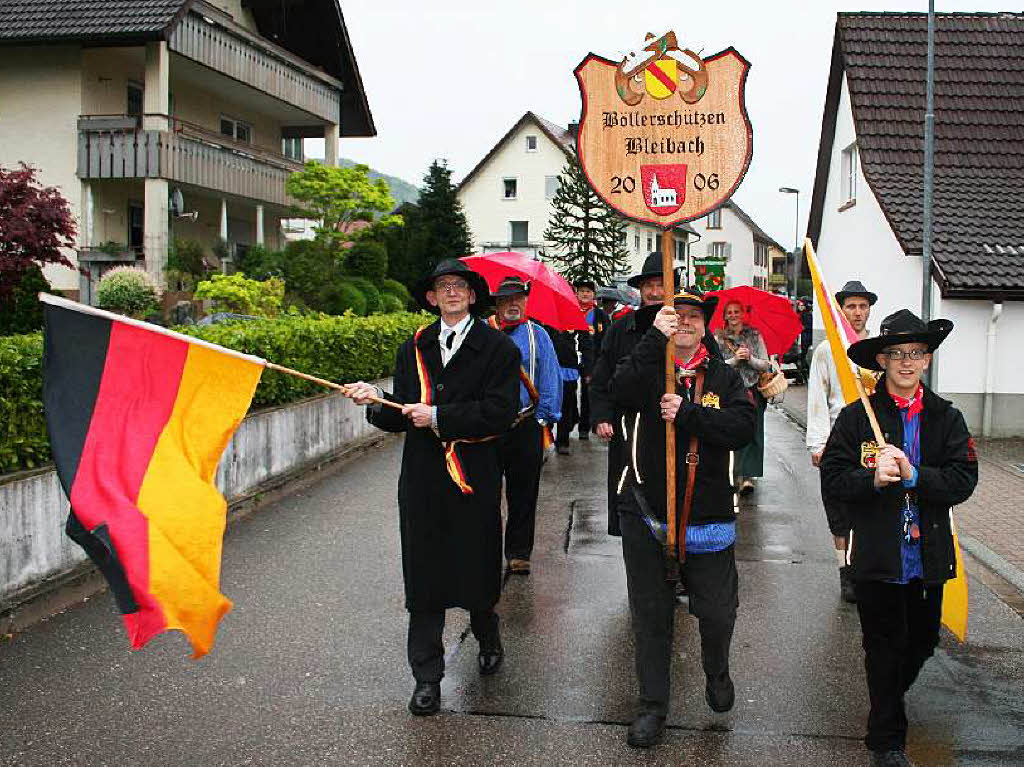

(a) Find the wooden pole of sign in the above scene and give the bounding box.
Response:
[661,228,679,578]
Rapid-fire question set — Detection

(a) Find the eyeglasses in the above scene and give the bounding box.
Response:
[434,280,469,294]
[883,348,927,361]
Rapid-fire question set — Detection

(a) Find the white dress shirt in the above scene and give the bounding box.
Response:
[439,314,473,367]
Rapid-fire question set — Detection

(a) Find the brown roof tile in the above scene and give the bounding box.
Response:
[0,1,189,42]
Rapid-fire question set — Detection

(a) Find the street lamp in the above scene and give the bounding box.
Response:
[779,187,799,297]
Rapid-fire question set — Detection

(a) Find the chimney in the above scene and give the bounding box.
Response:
[568,121,579,139]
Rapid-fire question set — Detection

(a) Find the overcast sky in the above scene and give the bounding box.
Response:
[323,1,1003,247]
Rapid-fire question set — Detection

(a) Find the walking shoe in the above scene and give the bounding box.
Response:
[408,681,441,716]
[839,565,857,604]
[478,629,504,675]
[556,444,570,455]
[705,672,735,713]
[507,558,531,575]
[674,579,689,605]
[870,748,915,766]
[626,712,666,748]
[739,478,755,495]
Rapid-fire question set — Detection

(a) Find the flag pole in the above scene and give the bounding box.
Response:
[264,362,403,411]
[662,228,680,579]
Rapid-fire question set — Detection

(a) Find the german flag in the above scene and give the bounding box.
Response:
[41,294,263,658]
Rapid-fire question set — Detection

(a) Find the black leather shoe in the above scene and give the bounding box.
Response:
[840,566,857,603]
[870,748,915,767]
[626,712,666,748]
[478,633,504,675]
[556,444,570,455]
[705,672,735,713]
[408,681,440,716]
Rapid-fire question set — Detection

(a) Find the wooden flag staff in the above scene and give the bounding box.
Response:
[264,362,404,411]
[661,229,680,579]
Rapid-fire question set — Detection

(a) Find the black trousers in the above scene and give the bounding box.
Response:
[579,379,592,434]
[501,418,544,561]
[855,579,944,752]
[556,381,578,446]
[407,608,499,682]
[619,511,739,717]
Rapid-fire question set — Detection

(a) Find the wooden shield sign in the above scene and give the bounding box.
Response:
[575,34,753,228]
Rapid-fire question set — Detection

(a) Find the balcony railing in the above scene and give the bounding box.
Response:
[77,115,303,207]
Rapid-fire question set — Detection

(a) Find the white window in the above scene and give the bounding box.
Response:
[526,135,538,152]
[282,137,303,161]
[545,175,559,199]
[841,143,858,205]
[707,208,722,229]
[676,240,685,260]
[646,235,653,252]
[503,178,518,199]
[709,241,729,259]
[634,234,641,250]
[221,116,252,144]
[510,221,529,244]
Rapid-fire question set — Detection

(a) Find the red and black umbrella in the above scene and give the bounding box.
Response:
[705,285,802,357]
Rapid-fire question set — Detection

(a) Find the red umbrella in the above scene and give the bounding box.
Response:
[460,252,589,331]
[705,285,802,357]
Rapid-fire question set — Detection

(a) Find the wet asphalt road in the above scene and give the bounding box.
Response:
[2,407,1023,766]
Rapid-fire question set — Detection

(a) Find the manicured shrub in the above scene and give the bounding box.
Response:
[194,273,284,317]
[0,332,46,472]
[319,281,366,316]
[342,276,382,315]
[345,239,388,281]
[378,277,413,309]
[95,266,160,318]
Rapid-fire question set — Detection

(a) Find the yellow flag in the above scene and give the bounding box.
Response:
[941,517,969,642]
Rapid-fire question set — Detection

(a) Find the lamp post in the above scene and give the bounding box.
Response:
[779,187,799,296]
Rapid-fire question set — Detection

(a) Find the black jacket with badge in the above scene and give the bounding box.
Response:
[609,325,756,525]
[368,318,521,612]
[819,382,978,584]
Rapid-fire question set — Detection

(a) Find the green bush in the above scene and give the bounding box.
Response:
[181,311,430,408]
[319,282,366,316]
[0,332,47,472]
[95,266,160,318]
[194,273,284,317]
[380,293,404,313]
[0,265,50,336]
[342,276,383,315]
[166,238,208,289]
[378,277,413,309]
[344,240,388,281]
[234,244,281,281]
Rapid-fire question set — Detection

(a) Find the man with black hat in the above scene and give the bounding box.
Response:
[807,279,879,603]
[573,278,610,440]
[609,289,755,748]
[820,310,977,767]
[490,275,562,574]
[589,253,675,536]
[343,258,521,716]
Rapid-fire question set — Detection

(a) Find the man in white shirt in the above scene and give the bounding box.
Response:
[806,280,878,603]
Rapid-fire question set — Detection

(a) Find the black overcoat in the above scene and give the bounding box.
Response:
[820,383,978,583]
[368,318,520,612]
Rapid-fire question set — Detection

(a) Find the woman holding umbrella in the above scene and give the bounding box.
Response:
[715,300,770,494]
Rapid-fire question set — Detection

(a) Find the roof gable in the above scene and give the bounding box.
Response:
[724,200,784,251]
[808,12,1024,299]
[458,111,574,191]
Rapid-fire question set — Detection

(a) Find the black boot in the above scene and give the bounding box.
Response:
[839,566,857,604]
[478,627,504,675]
[408,681,440,716]
[626,712,666,748]
[705,671,735,713]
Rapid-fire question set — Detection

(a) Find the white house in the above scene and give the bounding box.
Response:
[687,200,784,291]
[0,0,374,301]
[807,12,1024,436]
[456,111,695,283]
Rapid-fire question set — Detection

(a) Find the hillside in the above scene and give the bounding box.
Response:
[338,158,420,207]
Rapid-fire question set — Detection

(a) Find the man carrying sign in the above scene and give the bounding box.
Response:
[608,290,754,748]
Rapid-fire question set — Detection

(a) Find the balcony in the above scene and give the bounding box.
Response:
[77,116,303,207]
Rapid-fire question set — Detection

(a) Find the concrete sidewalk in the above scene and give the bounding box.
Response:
[774,383,1024,596]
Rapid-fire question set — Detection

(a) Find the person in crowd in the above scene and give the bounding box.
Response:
[490,276,562,575]
[597,288,620,323]
[573,279,610,441]
[609,289,755,748]
[807,280,878,603]
[820,309,977,767]
[553,320,594,456]
[715,299,770,495]
[589,253,674,536]
[343,259,520,716]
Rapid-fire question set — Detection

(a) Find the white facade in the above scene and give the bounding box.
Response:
[688,203,773,290]
[815,74,1024,435]
[457,114,685,282]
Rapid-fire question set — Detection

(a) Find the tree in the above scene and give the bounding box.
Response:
[0,163,77,300]
[285,161,400,253]
[544,150,630,285]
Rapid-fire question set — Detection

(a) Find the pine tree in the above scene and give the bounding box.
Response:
[544,150,630,285]
[397,160,472,287]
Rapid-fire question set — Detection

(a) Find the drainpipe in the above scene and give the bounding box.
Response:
[982,300,1003,437]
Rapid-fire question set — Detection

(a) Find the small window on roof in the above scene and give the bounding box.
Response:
[526,135,538,151]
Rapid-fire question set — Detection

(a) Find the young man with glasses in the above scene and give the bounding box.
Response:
[820,309,978,767]
[343,259,521,716]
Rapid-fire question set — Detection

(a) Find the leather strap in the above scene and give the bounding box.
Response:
[677,368,705,562]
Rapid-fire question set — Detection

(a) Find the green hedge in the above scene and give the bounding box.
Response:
[0,333,47,473]
[0,312,431,474]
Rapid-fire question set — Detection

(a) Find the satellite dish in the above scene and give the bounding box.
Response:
[169,188,184,216]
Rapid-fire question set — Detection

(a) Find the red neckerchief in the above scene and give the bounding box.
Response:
[890,385,924,417]
[498,318,526,332]
[578,300,596,313]
[612,306,634,320]
[673,343,709,389]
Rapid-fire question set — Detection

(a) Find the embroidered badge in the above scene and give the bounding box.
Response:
[967,437,978,462]
[860,440,879,468]
[701,392,721,409]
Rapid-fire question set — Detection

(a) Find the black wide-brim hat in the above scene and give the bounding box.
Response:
[847,309,953,371]
[572,278,597,291]
[491,275,531,298]
[413,258,492,314]
[835,280,878,306]
[673,289,718,324]
[628,252,680,289]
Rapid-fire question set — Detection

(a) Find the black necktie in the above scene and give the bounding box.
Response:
[445,331,455,350]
